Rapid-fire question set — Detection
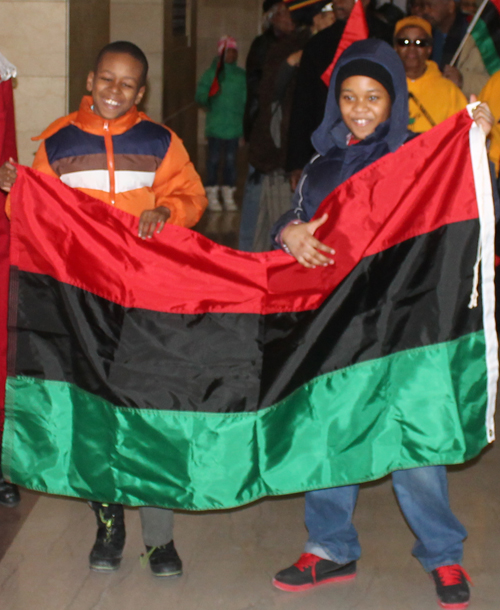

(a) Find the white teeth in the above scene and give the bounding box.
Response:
[104,99,119,106]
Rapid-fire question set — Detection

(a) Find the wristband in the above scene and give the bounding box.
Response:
[279,220,304,255]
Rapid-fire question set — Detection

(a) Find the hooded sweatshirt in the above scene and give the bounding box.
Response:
[273,38,413,241]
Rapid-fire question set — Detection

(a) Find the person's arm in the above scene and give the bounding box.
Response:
[244,35,268,141]
[470,97,494,136]
[32,141,61,178]
[194,66,215,108]
[272,164,335,267]
[280,214,335,268]
[285,43,325,174]
[3,141,60,217]
[143,129,207,236]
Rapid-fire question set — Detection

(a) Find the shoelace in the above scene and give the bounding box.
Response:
[294,553,323,572]
[98,507,115,543]
[435,565,473,587]
[139,544,171,569]
[140,546,156,568]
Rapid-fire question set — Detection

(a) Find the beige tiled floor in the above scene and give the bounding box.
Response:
[1,442,499,610]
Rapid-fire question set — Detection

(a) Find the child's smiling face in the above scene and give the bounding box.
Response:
[86,52,146,120]
[339,75,392,140]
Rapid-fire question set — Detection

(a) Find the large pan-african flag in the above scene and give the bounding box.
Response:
[1,108,497,510]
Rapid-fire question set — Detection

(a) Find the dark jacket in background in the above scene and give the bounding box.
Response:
[248,28,310,173]
[285,15,393,173]
[431,10,469,70]
[244,29,278,142]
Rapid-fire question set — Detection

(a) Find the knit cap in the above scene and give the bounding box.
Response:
[217,36,238,56]
[335,59,396,102]
[394,16,432,37]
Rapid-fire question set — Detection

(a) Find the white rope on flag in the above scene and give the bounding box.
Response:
[468,102,498,442]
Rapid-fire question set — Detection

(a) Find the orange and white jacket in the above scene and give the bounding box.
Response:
[27,96,207,227]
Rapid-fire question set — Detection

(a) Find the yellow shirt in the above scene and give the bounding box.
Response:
[480,70,500,175]
[407,61,468,133]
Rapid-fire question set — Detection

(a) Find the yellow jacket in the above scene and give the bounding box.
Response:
[407,61,468,133]
[480,71,500,175]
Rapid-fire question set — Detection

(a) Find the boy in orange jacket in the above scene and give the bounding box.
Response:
[0,40,207,577]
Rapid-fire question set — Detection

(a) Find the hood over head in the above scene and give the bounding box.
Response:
[311,39,409,155]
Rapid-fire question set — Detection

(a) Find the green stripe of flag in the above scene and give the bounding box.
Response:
[2,331,489,510]
[472,20,500,75]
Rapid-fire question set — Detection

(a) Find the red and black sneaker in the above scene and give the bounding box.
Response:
[272,553,357,592]
[431,564,472,609]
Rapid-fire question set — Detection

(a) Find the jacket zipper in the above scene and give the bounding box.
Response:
[103,122,116,205]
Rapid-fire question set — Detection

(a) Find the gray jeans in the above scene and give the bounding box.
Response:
[139,507,174,547]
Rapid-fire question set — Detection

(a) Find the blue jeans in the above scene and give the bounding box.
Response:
[206,137,239,187]
[304,466,466,572]
[238,165,263,251]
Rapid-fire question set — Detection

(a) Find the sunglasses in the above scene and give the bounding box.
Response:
[396,38,432,48]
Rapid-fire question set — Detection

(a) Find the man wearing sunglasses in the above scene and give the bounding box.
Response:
[394,16,467,133]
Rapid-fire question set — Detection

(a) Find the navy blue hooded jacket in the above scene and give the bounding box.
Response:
[272,39,413,244]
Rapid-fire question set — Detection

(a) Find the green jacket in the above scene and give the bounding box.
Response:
[195,58,247,139]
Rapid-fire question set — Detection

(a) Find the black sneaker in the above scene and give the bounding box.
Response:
[142,541,183,577]
[89,502,126,572]
[0,477,20,508]
[273,553,356,592]
[431,564,471,609]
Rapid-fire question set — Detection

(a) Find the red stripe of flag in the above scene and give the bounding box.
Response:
[9,110,478,316]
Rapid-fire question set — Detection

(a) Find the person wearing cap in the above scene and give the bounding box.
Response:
[270,38,493,609]
[394,16,467,132]
[195,36,246,212]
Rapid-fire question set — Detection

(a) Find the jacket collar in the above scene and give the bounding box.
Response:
[33,96,143,141]
[73,96,141,135]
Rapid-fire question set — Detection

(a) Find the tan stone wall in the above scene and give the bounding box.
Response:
[0,0,68,165]
[196,0,262,143]
[110,0,164,122]
[0,0,263,163]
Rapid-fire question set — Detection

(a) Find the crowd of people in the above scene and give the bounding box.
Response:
[193,0,497,254]
[0,0,498,608]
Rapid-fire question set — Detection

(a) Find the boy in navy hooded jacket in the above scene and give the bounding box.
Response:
[272,39,493,610]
